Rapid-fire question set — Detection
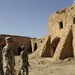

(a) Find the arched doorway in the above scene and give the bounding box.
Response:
[50,37,60,57]
[18,47,22,55]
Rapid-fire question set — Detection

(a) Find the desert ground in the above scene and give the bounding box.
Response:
[15,55,75,75]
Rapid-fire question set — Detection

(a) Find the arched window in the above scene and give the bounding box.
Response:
[73,17,75,24]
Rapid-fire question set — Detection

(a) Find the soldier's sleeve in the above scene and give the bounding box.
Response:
[11,50,15,66]
[25,52,28,60]
[20,51,24,60]
[2,48,10,68]
[13,53,15,66]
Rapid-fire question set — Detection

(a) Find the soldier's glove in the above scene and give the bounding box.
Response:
[12,68,17,75]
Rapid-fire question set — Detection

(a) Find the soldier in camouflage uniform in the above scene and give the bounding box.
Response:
[2,37,15,75]
[0,36,4,75]
[18,45,29,75]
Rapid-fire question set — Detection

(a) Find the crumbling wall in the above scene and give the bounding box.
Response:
[59,30,74,59]
[0,34,32,55]
[72,25,75,58]
[39,36,51,57]
[29,36,47,59]
[31,38,39,53]
[48,3,75,61]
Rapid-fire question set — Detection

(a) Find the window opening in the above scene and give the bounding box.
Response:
[59,21,63,29]
[73,17,75,24]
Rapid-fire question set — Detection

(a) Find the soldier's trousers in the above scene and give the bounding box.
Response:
[0,68,4,75]
[18,65,29,75]
[3,67,15,75]
[0,63,4,75]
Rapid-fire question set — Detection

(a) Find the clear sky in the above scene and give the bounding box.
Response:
[0,0,74,38]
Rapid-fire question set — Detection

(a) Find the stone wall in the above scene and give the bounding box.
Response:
[39,3,75,61]
[30,37,46,53]
[0,34,32,55]
[48,3,75,61]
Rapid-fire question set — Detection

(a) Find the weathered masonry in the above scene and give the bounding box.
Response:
[40,2,75,61]
[0,34,32,55]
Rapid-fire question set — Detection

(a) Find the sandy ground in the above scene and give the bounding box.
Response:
[15,56,75,75]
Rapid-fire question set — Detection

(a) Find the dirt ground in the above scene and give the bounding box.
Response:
[15,56,75,75]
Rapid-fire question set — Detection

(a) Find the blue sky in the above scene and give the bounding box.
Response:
[0,0,74,38]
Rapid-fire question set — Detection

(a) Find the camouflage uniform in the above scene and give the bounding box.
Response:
[18,51,29,75]
[2,37,15,75]
[0,36,4,75]
[0,45,4,75]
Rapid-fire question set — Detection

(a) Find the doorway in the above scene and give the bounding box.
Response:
[50,37,60,57]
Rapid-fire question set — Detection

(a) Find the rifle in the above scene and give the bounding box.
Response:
[27,61,32,69]
[19,60,32,69]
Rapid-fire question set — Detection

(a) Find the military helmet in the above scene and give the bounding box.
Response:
[5,37,13,42]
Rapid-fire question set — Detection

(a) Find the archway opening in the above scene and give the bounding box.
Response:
[18,47,22,55]
[50,37,60,57]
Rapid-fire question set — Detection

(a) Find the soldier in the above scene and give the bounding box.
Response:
[18,45,29,75]
[0,36,4,75]
[2,37,16,75]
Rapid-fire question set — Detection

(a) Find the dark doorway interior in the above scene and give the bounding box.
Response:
[34,43,37,51]
[51,37,60,57]
[53,47,56,52]
[73,17,75,24]
[18,47,22,55]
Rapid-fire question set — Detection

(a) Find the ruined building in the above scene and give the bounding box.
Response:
[39,2,75,61]
[0,3,75,71]
[30,2,75,61]
[0,34,32,55]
